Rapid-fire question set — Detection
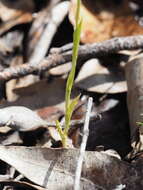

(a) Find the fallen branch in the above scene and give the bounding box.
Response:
[74,97,93,190]
[51,35,143,55]
[0,35,143,81]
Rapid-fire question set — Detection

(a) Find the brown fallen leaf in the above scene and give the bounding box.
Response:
[36,106,63,122]
[75,59,127,93]
[69,0,143,43]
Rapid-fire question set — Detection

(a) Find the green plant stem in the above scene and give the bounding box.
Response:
[65,0,81,135]
[56,0,82,148]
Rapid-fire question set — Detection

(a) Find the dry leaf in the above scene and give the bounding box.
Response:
[0,1,33,35]
[49,62,72,76]
[0,0,34,19]
[37,106,63,122]
[0,146,135,189]
[75,59,127,93]
[0,106,47,131]
[4,78,79,112]
[69,0,143,43]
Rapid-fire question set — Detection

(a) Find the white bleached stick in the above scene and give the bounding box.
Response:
[74,97,93,190]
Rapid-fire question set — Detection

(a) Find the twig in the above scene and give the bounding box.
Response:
[52,35,143,56]
[0,35,143,81]
[51,42,73,54]
[0,53,68,81]
[74,97,93,190]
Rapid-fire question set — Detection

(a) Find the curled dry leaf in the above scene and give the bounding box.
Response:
[75,59,127,94]
[0,106,47,131]
[69,0,143,43]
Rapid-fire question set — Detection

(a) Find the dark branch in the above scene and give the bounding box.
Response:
[0,35,143,81]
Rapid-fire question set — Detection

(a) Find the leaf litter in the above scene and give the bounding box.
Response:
[0,0,143,189]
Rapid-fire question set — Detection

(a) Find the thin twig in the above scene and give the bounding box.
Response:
[0,35,143,81]
[51,42,73,54]
[74,97,93,190]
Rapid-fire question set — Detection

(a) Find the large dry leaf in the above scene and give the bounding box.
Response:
[0,146,134,189]
[75,59,127,93]
[4,78,79,111]
[0,146,100,189]
[69,0,143,43]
